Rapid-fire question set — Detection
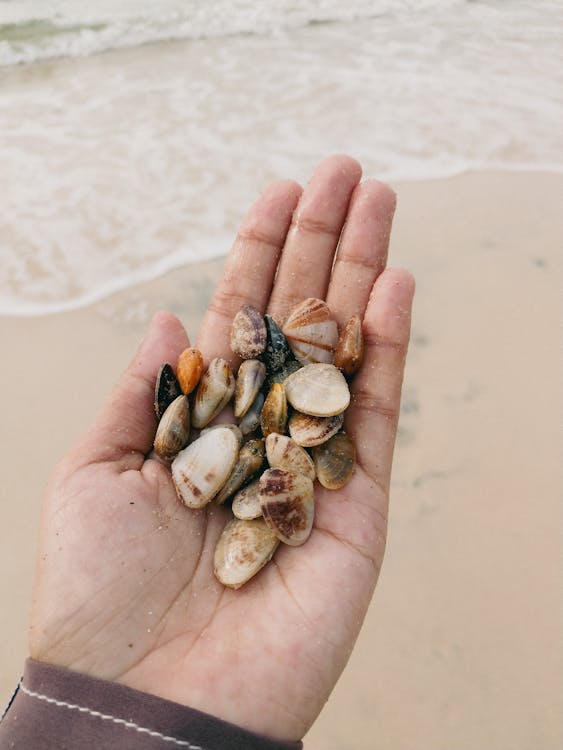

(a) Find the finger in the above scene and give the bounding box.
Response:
[267,154,362,322]
[326,179,396,329]
[197,179,302,366]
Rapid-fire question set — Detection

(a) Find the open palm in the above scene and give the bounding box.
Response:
[30,156,414,742]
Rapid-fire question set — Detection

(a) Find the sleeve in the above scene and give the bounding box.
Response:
[0,659,303,750]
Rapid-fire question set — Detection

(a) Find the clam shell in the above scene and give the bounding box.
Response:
[171,427,238,509]
[288,411,344,447]
[312,432,356,489]
[154,363,182,419]
[282,298,338,365]
[234,359,266,419]
[334,315,364,377]
[214,438,266,505]
[153,395,190,460]
[259,469,315,546]
[230,305,267,359]
[177,347,204,394]
[192,358,235,429]
[214,517,279,589]
[284,363,350,416]
[238,392,265,436]
[232,478,262,520]
[260,383,288,437]
[265,433,316,481]
[264,315,291,372]
[200,423,243,448]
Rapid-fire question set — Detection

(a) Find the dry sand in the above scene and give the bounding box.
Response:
[0,170,560,748]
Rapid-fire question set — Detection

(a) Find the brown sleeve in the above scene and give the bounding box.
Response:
[0,659,303,750]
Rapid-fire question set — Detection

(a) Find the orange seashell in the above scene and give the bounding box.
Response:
[334,315,364,377]
[282,298,338,365]
[177,348,204,394]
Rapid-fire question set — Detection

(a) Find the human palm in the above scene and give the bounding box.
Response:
[30,156,414,742]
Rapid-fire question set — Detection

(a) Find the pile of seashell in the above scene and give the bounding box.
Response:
[153,298,364,589]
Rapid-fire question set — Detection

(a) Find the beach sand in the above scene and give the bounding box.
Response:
[0,171,560,748]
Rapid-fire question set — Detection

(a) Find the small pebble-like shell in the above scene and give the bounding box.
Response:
[200,423,243,448]
[154,363,182,419]
[215,439,266,505]
[312,432,356,489]
[234,360,266,419]
[259,469,315,546]
[282,298,339,365]
[333,315,364,377]
[265,433,316,481]
[264,315,291,372]
[177,347,204,394]
[260,383,288,437]
[214,517,279,589]
[232,478,262,520]
[192,358,235,429]
[172,427,239,508]
[153,395,190,460]
[230,305,267,359]
[284,363,350,416]
[265,358,301,391]
[288,411,344,447]
[238,392,265,436]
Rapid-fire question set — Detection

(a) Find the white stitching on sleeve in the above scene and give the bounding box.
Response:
[19,681,205,749]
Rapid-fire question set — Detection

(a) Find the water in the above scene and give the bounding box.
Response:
[1,0,561,315]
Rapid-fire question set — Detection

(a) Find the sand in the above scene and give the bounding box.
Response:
[0,170,560,748]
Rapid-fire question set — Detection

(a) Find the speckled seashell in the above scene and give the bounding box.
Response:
[192,358,235,429]
[312,432,356,490]
[234,360,266,419]
[177,347,204,394]
[238,392,265,436]
[265,433,316,481]
[288,411,344,448]
[282,298,338,365]
[265,358,301,391]
[232,478,262,520]
[334,315,364,377]
[284,363,350,417]
[215,439,266,505]
[259,469,314,546]
[200,423,243,448]
[264,315,292,372]
[153,395,190,460]
[260,383,288,437]
[230,305,267,359]
[171,427,239,509]
[214,517,279,589]
[154,363,182,419]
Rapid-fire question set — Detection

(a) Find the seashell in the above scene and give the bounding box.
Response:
[232,478,262,520]
[215,439,266,505]
[288,411,344,447]
[265,357,301,391]
[312,432,356,490]
[230,304,267,359]
[234,359,266,419]
[153,395,190,460]
[282,298,339,365]
[264,315,291,372]
[200,423,243,448]
[172,426,239,509]
[333,315,364,377]
[192,358,235,429]
[154,363,182,419]
[260,383,288,437]
[265,433,316,481]
[284,363,350,417]
[259,469,315,546]
[238,392,265,436]
[177,347,204,394]
[214,517,279,589]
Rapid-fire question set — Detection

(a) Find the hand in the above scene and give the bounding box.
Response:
[30,155,415,741]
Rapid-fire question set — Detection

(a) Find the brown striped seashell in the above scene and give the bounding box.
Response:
[265,433,316,481]
[215,439,266,505]
[230,304,267,359]
[234,359,266,419]
[284,363,350,417]
[312,432,356,490]
[192,358,235,429]
[260,383,288,437]
[288,411,344,448]
[214,517,279,589]
[282,298,339,365]
[232,478,262,520]
[154,363,182,419]
[333,315,364,377]
[238,392,265,436]
[177,347,204,394]
[153,395,190,460]
[259,468,315,546]
[200,423,243,448]
[171,426,239,509]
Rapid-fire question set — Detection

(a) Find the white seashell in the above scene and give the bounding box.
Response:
[200,423,243,448]
[238,392,265,436]
[192,358,235,429]
[282,298,338,365]
[214,517,278,589]
[234,359,266,419]
[265,433,316,481]
[288,411,344,447]
[232,478,262,520]
[284,363,350,416]
[259,468,315,546]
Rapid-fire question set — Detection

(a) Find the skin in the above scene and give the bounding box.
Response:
[30,155,415,742]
